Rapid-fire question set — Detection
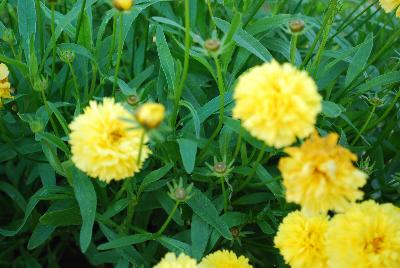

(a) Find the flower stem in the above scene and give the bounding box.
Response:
[351,105,376,145]
[199,55,225,160]
[35,0,44,60]
[170,0,191,127]
[108,13,118,73]
[155,201,180,236]
[67,62,81,109]
[236,145,266,193]
[113,12,124,97]
[220,176,228,213]
[137,129,146,165]
[290,34,298,65]
[41,90,60,137]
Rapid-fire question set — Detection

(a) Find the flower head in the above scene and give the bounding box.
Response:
[379,0,400,17]
[0,63,12,102]
[278,132,367,215]
[326,200,400,268]
[274,211,328,268]
[69,98,150,183]
[153,252,197,268]
[199,250,252,268]
[135,102,165,129]
[113,0,133,11]
[233,60,321,148]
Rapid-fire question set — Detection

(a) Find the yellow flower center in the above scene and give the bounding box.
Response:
[365,236,384,254]
[109,129,124,144]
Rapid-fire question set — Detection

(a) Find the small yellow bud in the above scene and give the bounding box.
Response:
[289,20,305,34]
[135,103,165,129]
[113,0,133,11]
[204,39,221,52]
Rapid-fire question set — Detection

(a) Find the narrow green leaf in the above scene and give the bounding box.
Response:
[39,206,82,226]
[322,100,343,118]
[191,214,209,260]
[156,25,175,90]
[28,223,55,250]
[186,189,233,240]
[97,233,153,250]
[139,163,173,191]
[177,138,197,174]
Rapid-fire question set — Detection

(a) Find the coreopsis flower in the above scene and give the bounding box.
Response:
[69,98,150,183]
[0,63,13,104]
[112,0,133,11]
[233,60,321,148]
[153,252,197,268]
[379,0,400,17]
[274,211,328,268]
[326,200,400,268]
[278,132,367,215]
[199,250,252,268]
[135,102,165,129]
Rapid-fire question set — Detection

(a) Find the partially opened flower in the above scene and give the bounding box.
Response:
[274,211,328,268]
[199,250,252,268]
[379,0,400,17]
[0,63,13,104]
[326,200,400,268]
[69,98,150,183]
[135,102,165,129]
[113,0,133,11]
[278,132,367,215]
[233,60,321,148]
[153,252,197,268]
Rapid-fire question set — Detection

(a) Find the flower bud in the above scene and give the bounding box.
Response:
[113,0,133,11]
[174,188,187,201]
[230,227,240,237]
[29,120,44,133]
[289,20,305,34]
[214,162,227,174]
[33,77,48,92]
[135,103,165,129]
[204,39,221,52]
[58,49,75,63]
[127,95,139,105]
[2,29,15,44]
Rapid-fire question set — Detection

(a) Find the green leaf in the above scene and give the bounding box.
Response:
[39,206,82,226]
[156,25,175,90]
[157,236,191,254]
[186,188,233,240]
[18,0,36,57]
[71,168,97,252]
[37,132,70,155]
[345,33,373,86]
[97,233,153,250]
[28,224,55,250]
[177,138,197,174]
[255,165,283,197]
[258,221,275,235]
[355,71,400,95]
[38,163,56,187]
[322,100,343,118]
[191,214,209,260]
[139,163,173,192]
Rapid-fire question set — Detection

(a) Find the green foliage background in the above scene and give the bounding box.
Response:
[0,0,399,266]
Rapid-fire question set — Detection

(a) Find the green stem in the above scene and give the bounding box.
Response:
[41,90,60,137]
[108,13,118,72]
[51,4,56,84]
[68,62,81,109]
[137,129,146,165]
[89,63,97,99]
[35,0,44,60]
[75,0,87,42]
[290,34,298,65]
[220,176,228,213]
[113,12,124,97]
[351,105,376,145]
[206,0,216,29]
[170,0,191,127]
[125,179,136,230]
[236,145,266,193]
[155,201,180,236]
[232,128,243,161]
[368,89,400,130]
[198,55,225,160]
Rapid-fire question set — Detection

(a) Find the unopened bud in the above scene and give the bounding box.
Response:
[135,103,165,129]
[214,162,227,174]
[11,104,17,112]
[230,227,240,237]
[174,188,187,201]
[204,39,221,52]
[127,95,139,105]
[113,0,133,11]
[289,20,305,34]
[2,29,15,44]
[33,77,48,92]
[29,120,44,133]
[59,50,75,63]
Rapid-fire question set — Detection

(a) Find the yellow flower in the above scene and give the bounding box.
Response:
[69,98,150,183]
[232,60,321,148]
[135,102,165,129]
[112,0,133,11]
[274,211,328,268]
[278,132,367,215]
[153,252,197,268]
[326,200,400,268]
[379,0,400,17]
[199,250,252,268]
[0,63,12,101]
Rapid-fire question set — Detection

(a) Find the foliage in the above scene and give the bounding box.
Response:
[0,0,399,267]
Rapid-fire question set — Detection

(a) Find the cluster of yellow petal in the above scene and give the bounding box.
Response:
[135,102,166,129]
[0,63,12,104]
[379,0,400,17]
[199,250,252,268]
[153,252,197,268]
[233,60,322,148]
[69,98,150,183]
[326,200,400,268]
[279,132,367,215]
[274,211,328,268]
